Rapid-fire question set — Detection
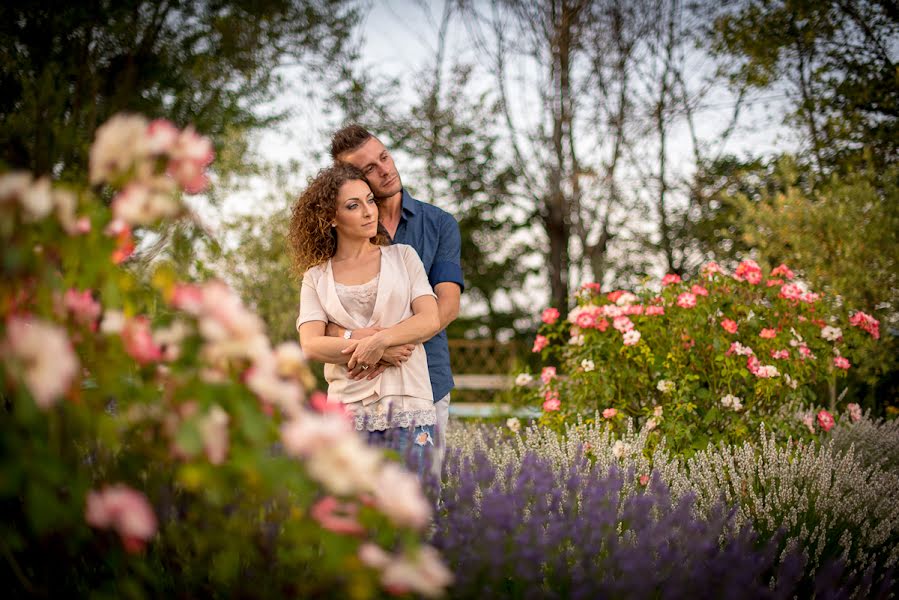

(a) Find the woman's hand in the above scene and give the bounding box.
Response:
[342,333,389,372]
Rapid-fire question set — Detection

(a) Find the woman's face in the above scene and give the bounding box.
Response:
[333,179,379,242]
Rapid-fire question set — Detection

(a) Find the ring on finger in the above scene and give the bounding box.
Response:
[360,364,369,370]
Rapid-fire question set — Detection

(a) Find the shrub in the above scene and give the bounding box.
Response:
[435,445,892,599]
[518,263,882,452]
[445,418,899,596]
[0,115,448,597]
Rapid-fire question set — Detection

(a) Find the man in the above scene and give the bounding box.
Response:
[327,124,464,481]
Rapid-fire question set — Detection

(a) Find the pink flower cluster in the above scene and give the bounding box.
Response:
[849,311,880,339]
[85,484,158,553]
[0,172,91,235]
[532,334,549,353]
[661,273,682,286]
[701,261,725,278]
[90,114,215,228]
[747,356,779,378]
[3,316,79,410]
[733,259,762,284]
[675,292,696,309]
[541,307,560,325]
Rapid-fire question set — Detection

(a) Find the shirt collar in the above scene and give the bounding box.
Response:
[400,189,418,218]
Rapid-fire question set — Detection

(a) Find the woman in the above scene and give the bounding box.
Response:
[290,164,440,467]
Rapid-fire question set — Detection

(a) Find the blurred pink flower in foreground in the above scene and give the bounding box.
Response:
[122,316,163,365]
[310,496,365,536]
[64,288,101,329]
[359,543,453,599]
[371,462,432,530]
[85,484,158,553]
[3,316,79,409]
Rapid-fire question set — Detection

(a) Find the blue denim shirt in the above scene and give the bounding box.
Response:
[390,189,464,402]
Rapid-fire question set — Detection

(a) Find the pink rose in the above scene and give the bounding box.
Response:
[4,316,79,409]
[540,366,557,385]
[770,264,795,279]
[849,311,880,339]
[542,389,561,412]
[734,259,761,284]
[766,278,783,287]
[595,317,609,331]
[310,496,365,536]
[532,335,549,353]
[690,285,708,296]
[575,311,595,329]
[701,262,724,278]
[122,316,163,365]
[847,403,862,422]
[622,330,641,346]
[759,328,777,339]
[639,474,650,486]
[541,307,560,325]
[779,283,803,301]
[85,484,158,553]
[720,319,738,334]
[817,410,835,432]
[602,408,618,419]
[606,290,625,303]
[770,349,789,360]
[661,273,682,286]
[64,288,102,329]
[645,305,664,316]
[613,316,634,333]
[833,356,850,370]
[676,292,696,309]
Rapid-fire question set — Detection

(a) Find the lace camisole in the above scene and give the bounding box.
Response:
[334,275,437,432]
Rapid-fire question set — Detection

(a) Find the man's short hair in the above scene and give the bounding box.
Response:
[330,124,373,161]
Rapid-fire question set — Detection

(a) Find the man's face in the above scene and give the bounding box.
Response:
[338,137,402,200]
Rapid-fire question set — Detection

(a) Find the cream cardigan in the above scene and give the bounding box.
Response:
[296,244,436,405]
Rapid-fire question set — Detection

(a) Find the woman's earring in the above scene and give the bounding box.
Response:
[331,223,336,228]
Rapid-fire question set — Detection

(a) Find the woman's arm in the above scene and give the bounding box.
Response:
[343,295,440,370]
[298,321,355,364]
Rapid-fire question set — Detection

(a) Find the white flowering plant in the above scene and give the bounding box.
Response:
[0,115,449,597]
[522,265,882,453]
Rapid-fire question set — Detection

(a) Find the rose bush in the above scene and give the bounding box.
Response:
[0,115,448,597]
[517,263,882,452]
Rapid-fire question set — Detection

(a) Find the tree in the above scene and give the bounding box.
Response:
[706,0,898,174]
[0,0,360,181]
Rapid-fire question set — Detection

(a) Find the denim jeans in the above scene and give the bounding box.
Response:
[365,424,435,481]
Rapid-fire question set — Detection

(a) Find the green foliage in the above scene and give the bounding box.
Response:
[514,264,882,453]
[0,0,360,179]
[707,0,898,173]
[0,116,439,597]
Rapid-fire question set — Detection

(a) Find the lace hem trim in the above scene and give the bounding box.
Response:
[354,409,437,432]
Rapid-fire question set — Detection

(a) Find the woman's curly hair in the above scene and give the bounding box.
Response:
[288,164,389,277]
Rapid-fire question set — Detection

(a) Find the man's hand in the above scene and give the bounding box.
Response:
[325,322,383,339]
[345,344,414,380]
[381,344,414,367]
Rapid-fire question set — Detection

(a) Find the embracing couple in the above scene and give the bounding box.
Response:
[290,125,463,481]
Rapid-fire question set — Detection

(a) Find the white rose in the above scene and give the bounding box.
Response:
[581,359,595,372]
